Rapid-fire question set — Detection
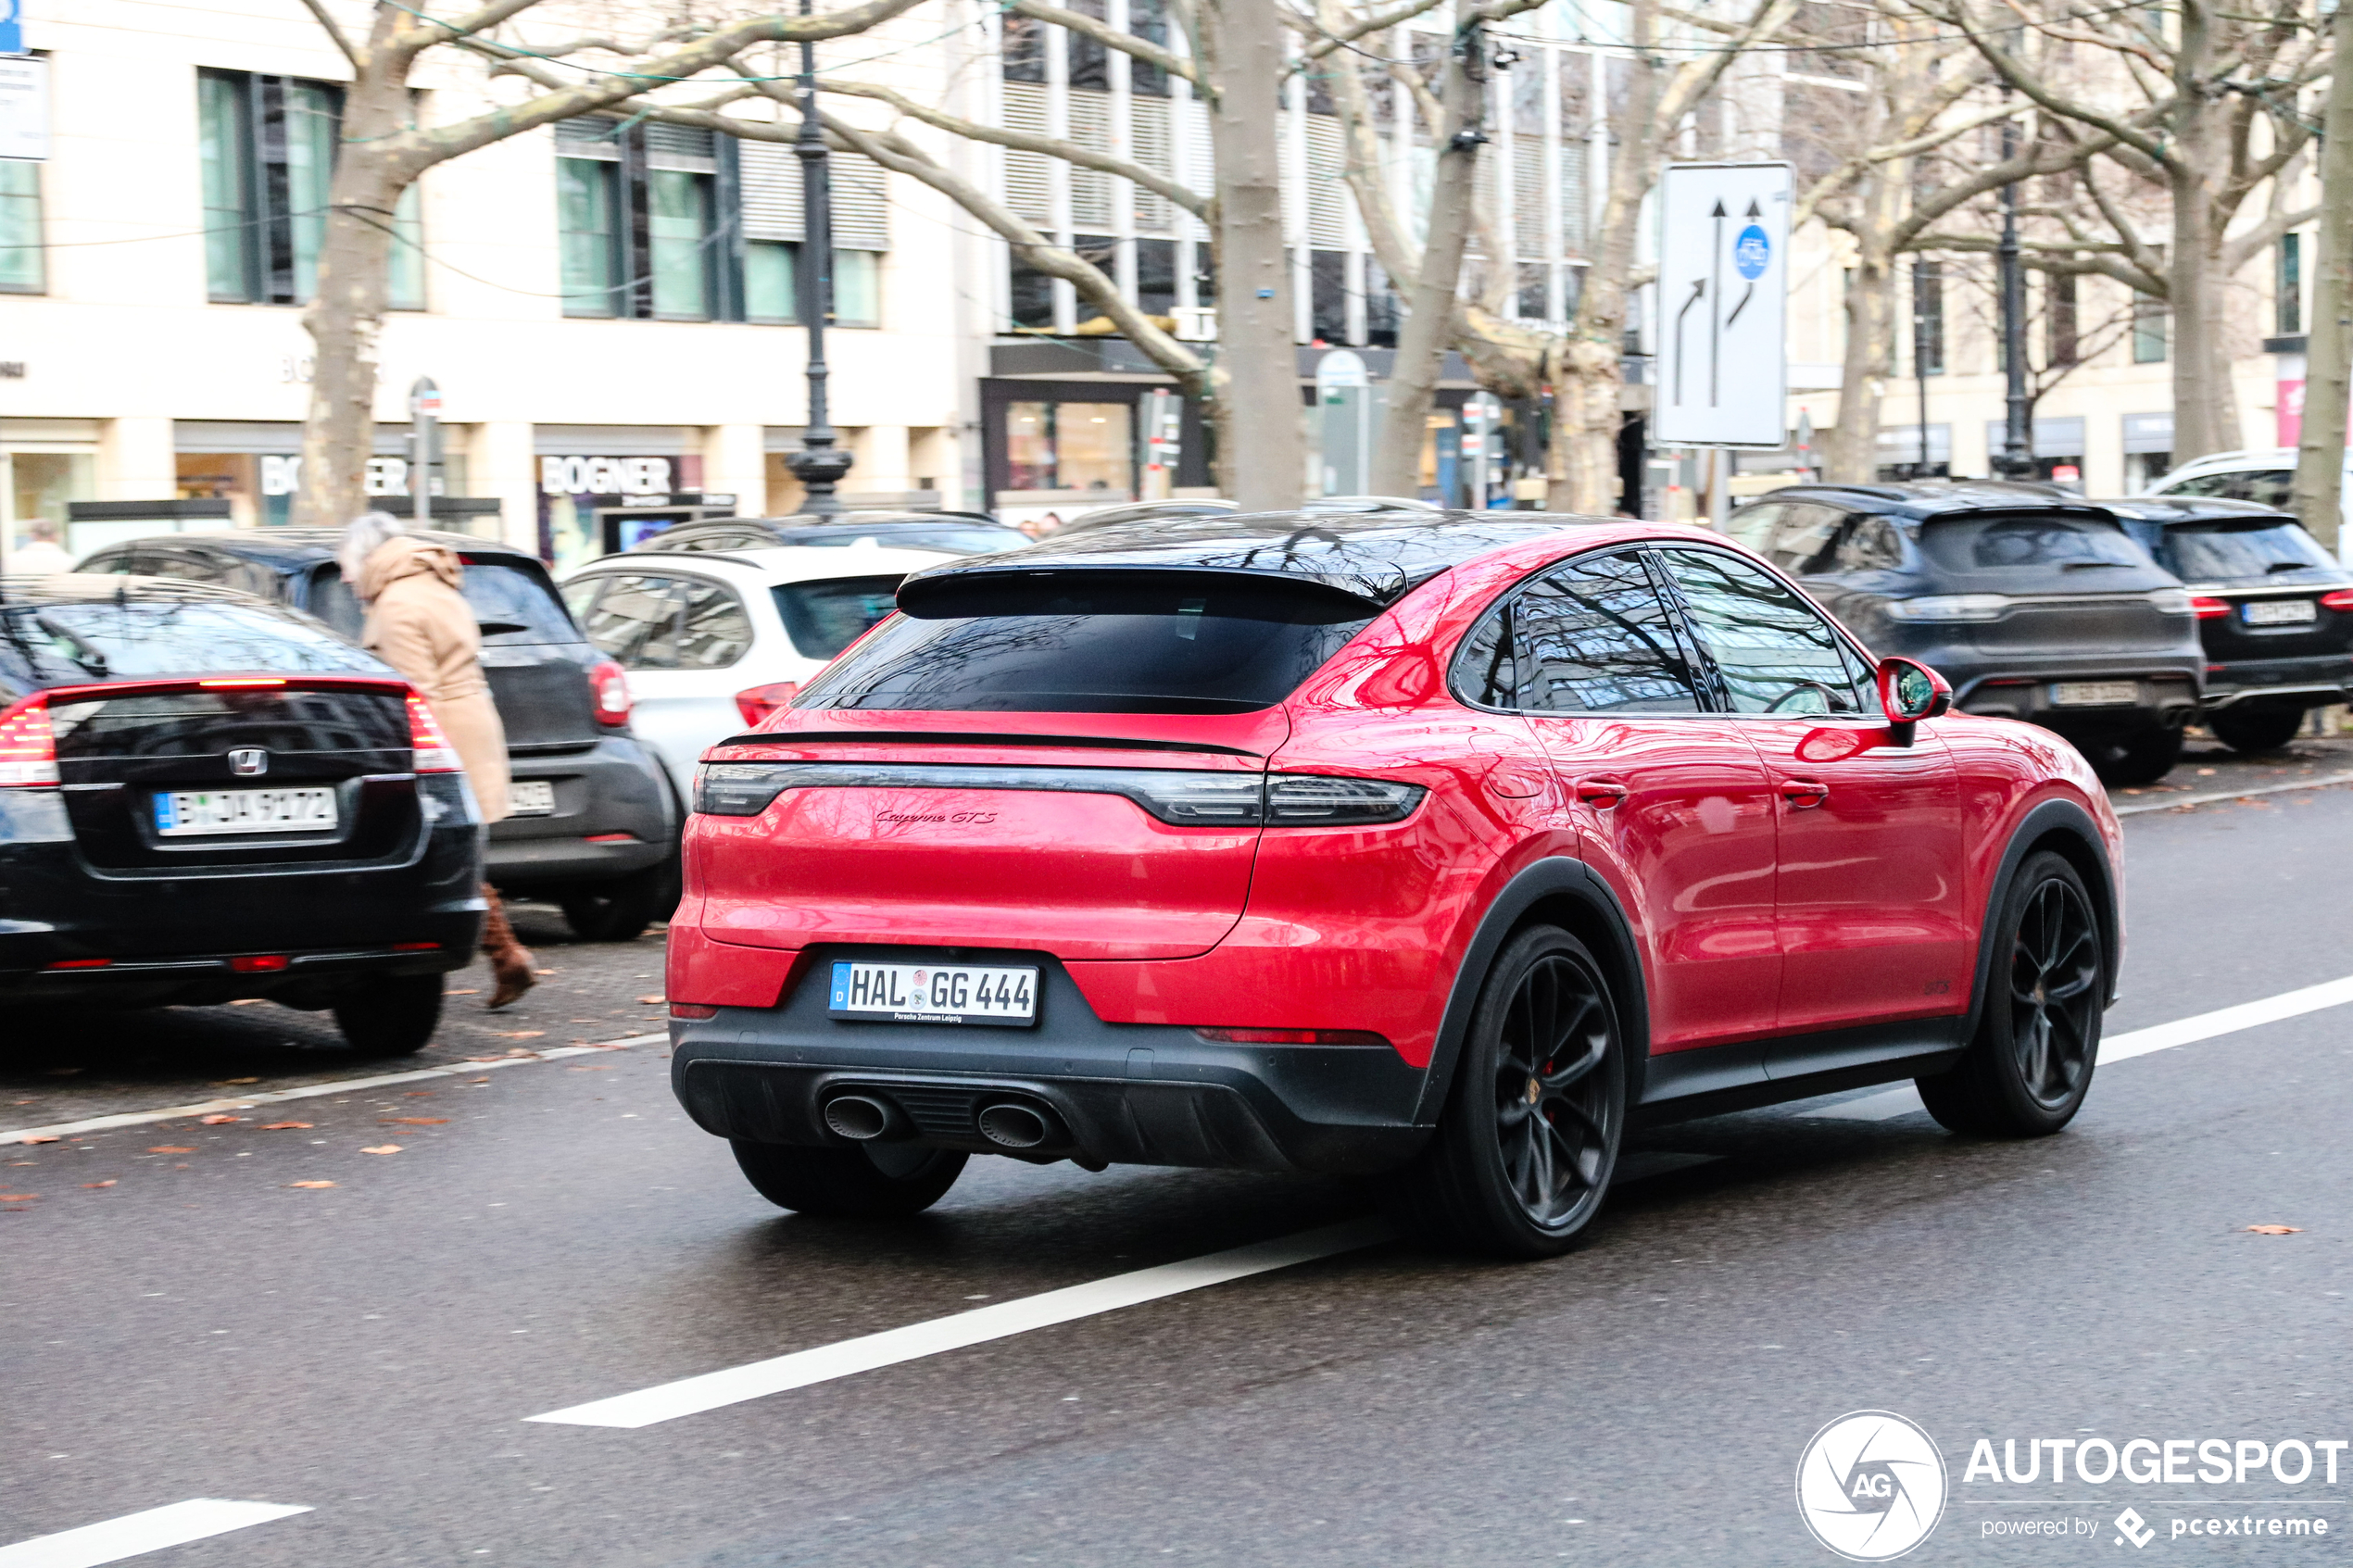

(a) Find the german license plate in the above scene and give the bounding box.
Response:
[2049,681,2140,708]
[154,786,338,837]
[2244,598,2317,625]
[509,779,556,815]
[828,960,1038,1026]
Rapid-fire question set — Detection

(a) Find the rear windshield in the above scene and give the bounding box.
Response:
[773,575,904,660]
[1,600,388,683]
[795,575,1377,714]
[772,524,1028,555]
[2147,518,2336,583]
[1919,514,2150,573]
[309,558,579,645]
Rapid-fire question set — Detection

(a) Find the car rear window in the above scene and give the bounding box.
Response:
[2148,518,2336,582]
[1919,513,2149,573]
[772,575,904,660]
[2,600,388,682]
[309,558,579,645]
[773,524,1028,554]
[794,573,1377,714]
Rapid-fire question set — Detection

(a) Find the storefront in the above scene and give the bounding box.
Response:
[2,417,100,567]
[172,420,472,531]
[535,426,710,573]
[1982,416,2087,487]
[2122,412,2173,492]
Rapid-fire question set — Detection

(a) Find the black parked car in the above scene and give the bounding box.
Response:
[632,513,1029,558]
[2101,495,2353,753]
[0,575,480,1052]
[76,532,679,939]
[1724,482,2204,784]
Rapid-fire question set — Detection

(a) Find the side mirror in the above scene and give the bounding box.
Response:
[1878,656,1952,733]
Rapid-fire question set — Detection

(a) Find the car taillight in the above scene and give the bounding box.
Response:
[405,694,462,773]
[589,659,632,726]
[2190,596,2233,620]
[1193,1027,1390,1047]
[2322,589,2353,612]
[0,696,59,787]
[734,681,800,728]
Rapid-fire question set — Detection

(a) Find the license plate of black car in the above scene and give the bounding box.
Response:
[509,779,556,815]
[2049,681,2139,707]
[828,961,1038,1026]
[2243,599,2317,625]
[155,786,338,836]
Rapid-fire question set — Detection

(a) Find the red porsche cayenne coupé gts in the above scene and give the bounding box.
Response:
[665,512,2121,1257]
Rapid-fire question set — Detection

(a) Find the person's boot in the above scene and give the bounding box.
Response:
[480,886,536,1010]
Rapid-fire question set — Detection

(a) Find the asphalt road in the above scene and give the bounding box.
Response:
[5,773,2351,1567]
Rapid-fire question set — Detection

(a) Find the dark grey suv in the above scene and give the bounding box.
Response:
[76,531,680,938]
[1725,482,2204,784]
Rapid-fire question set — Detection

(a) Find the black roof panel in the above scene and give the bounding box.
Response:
[94,529,538,569]
[1740,479,2116,520]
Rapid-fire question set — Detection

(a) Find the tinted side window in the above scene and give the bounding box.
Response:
[2168,470,2293,508]
[676,581,752,669]
[1450,598,1516,709]
[1766,504,1845,574]
[1721,504,1780,556]
[581,574,687,669]
[1831,515,1906,572]
[772,575,905,660]
[1509,551,1703,715]
[454,558,580,644]
[1655,547,1872,715]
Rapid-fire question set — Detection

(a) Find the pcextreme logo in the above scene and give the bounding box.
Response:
[1797,1411,1950,1562]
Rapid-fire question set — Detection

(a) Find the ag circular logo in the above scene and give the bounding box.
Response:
[1795,1411,1947,1561]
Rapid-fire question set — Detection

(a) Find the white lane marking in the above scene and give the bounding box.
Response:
[0,1035,667,1147]
[2111,771,2353,817]
[0,1499,309,1568]
[1807,973,2353,1122]
[527,1217,1395,1429]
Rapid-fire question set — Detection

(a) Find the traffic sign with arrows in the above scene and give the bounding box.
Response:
[1654,163,1792,447]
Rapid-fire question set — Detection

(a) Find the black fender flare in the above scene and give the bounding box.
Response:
[1411,857,1651,1125]
[1958,797,2121,1046]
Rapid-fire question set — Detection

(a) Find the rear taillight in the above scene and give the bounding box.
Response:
[0,696,59,787]
[2321,589,2353,612]
[1193,1027,1390,1047]
[734,681,800,728]
[589,659,633,726]
[2190,596,2233,620]
[670,1003,718,1020]
[405,694,462,773]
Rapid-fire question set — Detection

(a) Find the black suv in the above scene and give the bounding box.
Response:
[0,575,480,1052]
[76,532,680,939]
[2101,496,2353,753]
[1724,482,2204,784]
[632,513,1029,557]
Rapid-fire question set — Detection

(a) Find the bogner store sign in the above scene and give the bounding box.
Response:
[540,456,674,496]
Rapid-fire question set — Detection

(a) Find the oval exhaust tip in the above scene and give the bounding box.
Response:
[976,1101,1052,1149]
[824,1095,896,1141]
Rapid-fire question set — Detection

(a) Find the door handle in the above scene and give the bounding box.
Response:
[1780,778,1831,809]
[1576,777,1630,809]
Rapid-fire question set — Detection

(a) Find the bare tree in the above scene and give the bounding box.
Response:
[290,0,924,528]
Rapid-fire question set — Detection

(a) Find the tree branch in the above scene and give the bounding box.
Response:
[298,0,362,70]
[1294,0,1450,65]
[1007,0,1202,92]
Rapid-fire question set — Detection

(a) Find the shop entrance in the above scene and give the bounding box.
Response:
[589,496,738,556]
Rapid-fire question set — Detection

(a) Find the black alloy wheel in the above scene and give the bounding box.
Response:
[558,858,680,943]
[1917,850,2103,1136]
[1398,925,1625,1258]
[2208,706,2305,755]
[2081,724,2182,786]
[731,1139,968,1218]
[333,972,446,1056]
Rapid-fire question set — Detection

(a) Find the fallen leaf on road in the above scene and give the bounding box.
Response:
[467,1078,490,1085]
[289,1180,336,1189]
[382,1117,447,1125]
[0,1193,36,1201]
[20,1135,60,1145]
[467,1055,507,1062]
[494,1031,546,1039]
[229,998,266,1006]
[147,1146,195,1154]
[568,1063,616,1072]
[260,1122,312,1131]
[213,1077,260,1085]
[448,988,480,996]
[198,1115,241,1125]
[2247,1224,2303,1235]
[82,1181,115,1188]
[636,995,665,1005]
[360,1144,402,1155]
[534,969,556,976]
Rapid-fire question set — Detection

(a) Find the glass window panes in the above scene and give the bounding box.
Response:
[284,82,338,302]
[388,182,425,310]
[1831,515,1906,572]
[834,249,880,327]
[1655,547,1870,716]
[1919,515,2149,572]
[746,240,798,322]
[6,602,386,680]
[2156,518,2335,582]
[199,72,251,301]
[676,581,752,668]
[1764,504,1846,574]
[1721,503,1780,556]
[581,574,687,668]
[559,159,619,318]
[648,169,711,320]
[772,575,905,659]
[1510,551,1703,714]
[0,161,43,293]
[1451,600,1516,709]
[2133,295,2169,363]
[1053,402,1132,494]
[2166,469,2293,508]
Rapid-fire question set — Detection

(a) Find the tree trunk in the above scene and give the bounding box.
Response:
[2167,0,2242,461]
[295,36,414,531]
[1825,164,1906,483]
[2291,0,2353,556]
[1202,0,1303,508]
[1372,5,1484,500]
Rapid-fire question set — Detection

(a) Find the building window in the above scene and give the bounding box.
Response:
[2133,293,2169,362]
[2047,271,2078,367]
[0,161,41,294]
[1137,238,1176,320]
[1911,260,1944,377]
[198,69,342,306]
[2278,232,2301,337]
[387,184,425,311]
[833,250,882,328]
[745,241,799,323]
[1005,400,1134,494]
[1008,244,1056,331]
[558,153,621,317]
[648,168,712,320]
[1311,249,1347,344]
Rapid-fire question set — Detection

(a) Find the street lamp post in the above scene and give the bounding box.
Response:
[1995,103,2033,480]
[785,0,852,516]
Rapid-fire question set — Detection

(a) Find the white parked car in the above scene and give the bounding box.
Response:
[558,544,953,797]
[2143,448,2353,557]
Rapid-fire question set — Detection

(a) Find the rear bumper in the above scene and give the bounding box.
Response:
[1952,671,2200,732]
[668,948,1430,1175]
[2199,652,2353,709]
[488,737,676,889]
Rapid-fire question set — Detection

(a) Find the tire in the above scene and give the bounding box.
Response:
[1916,850,2103,1136]
[558,858,678,943]
[2081,724,2182,786]
[332,972,445,1056]
[2208,706,2305,754]
[1392,925,1627,1259]
[731,1140,968,1217]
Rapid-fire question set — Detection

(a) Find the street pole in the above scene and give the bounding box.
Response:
[786,0,853,516]
[1996,99,2032,480]
[1914,277,1931,478]
[2290,0,2353,558]
[409,376,439,533]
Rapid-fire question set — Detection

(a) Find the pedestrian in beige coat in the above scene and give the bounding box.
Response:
[340,513,535,1009]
